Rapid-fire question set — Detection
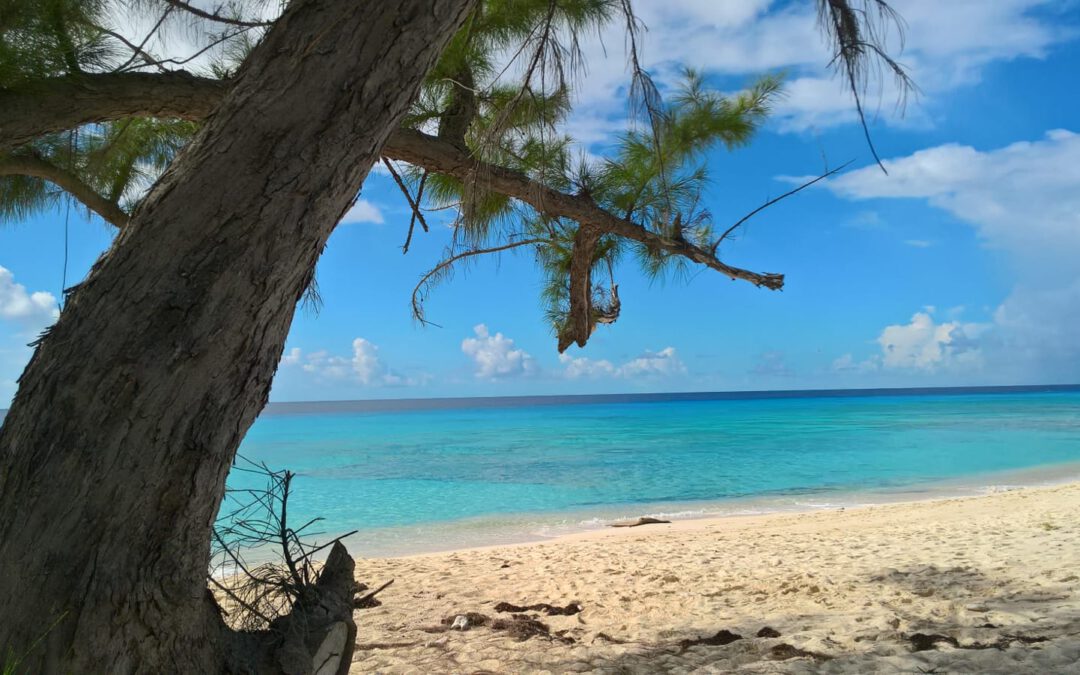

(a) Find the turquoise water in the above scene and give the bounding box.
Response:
[227,388,1080,556]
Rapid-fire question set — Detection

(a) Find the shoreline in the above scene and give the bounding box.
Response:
[385,480,1073,561]
[339,459,1080,558]
[350,480,1080,673]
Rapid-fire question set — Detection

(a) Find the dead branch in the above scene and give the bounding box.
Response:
[712,161,853,252]
[163,0,272,28]
[610,517,670,528]
[385,129,786,292]
[559,224,601,352]
[412,237,549,325]
[381,158,429,254]
[354,579,394,609]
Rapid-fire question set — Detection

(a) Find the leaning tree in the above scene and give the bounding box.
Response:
[0,0,909,672]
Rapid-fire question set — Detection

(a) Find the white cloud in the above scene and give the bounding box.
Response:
[558,352,617,378]
[0,266,59,334]
[986,282,1080,379]
[461,324,535,379]
[825,130,1080,279]
[841,287,1080,383]
[822,128,1080,383]
[561,346,687,379]
[876,311,986,372]
[341,198,384,224]
[559,0,1072,145]
[350,337,412,386]
[832,353,880,373]
[280,347,301,367]
[620,347,688,377]
[280,339,422,386]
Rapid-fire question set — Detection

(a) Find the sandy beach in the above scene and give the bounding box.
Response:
[348,482,1080,673]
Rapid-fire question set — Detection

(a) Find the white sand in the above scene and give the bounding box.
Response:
[349,483,1080,673]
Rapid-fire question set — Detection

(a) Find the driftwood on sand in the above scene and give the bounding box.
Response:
[610,517,671,528]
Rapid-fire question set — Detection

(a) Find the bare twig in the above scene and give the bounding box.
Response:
[113,8,173,73]
[94,23,167,72]
[712,160,853,251]
[208,575,274,625]
[381,158,429,254]
[354,579,394,608]
[121,26,259,72]
[412,237,549,325]
[210,459,362,630]
[163,0,272,28]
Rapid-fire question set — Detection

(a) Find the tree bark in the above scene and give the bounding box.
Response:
[0,71,228,154]
[0,152,130,228]
[0,0,474,672]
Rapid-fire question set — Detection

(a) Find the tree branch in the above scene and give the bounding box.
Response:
[560,224,601,352]
[92,23,167,72]
[381,158,428,254]
[381,129,785,290]
[0,153,129,228]
[0,72,228,154]
[1,73,787,328]
[712,160,853,251]
[162,0,272,28]
[412,237,549,325]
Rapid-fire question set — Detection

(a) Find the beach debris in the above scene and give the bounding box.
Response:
[756,626,782,638]
[494,601,583,616]
[908,633,959,651]
[907,630,1052,652]
[354,579,394,609]
[354,640,422,651]
[450,615,470,631]
[610,517,671,528]
[594,632,630,644]
[678,629,743,652]
[434,612,575,643]
[441,612,490,631]
[492,615,575,644]
[768,643,833,662]
[964,634,1051,650]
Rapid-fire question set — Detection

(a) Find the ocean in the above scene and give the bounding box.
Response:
[224,385,1080,557]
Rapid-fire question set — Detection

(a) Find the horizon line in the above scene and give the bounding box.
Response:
[259,383,1080,415]
[3,383,1078,418]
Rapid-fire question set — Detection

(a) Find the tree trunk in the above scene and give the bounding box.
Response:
[0,0,474,672]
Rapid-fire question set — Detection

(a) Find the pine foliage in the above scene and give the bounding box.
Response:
[1,0,910,346]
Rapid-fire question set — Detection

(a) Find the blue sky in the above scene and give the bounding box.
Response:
[3,0,1080,404]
